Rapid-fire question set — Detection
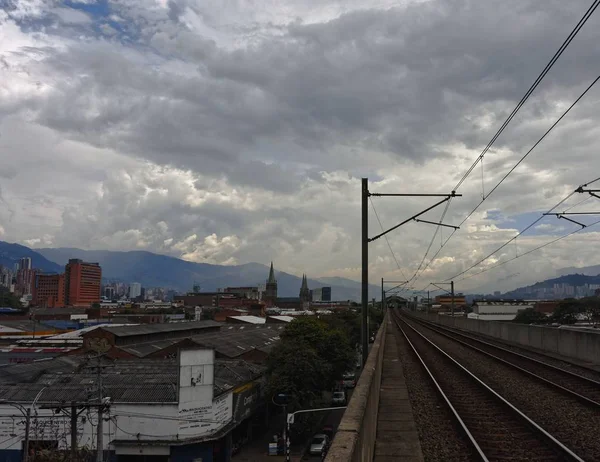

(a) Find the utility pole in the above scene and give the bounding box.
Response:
[450,280,455,317]
[362,178,461,364]
[361,178,369,367]
[96,355,103,462]
[427,290,430,313]
[23,408,30,462]
[381,278,384,312]
[71,402,77,459]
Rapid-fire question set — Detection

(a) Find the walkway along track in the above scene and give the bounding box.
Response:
[405,313,600,408]
[390,309,585,462]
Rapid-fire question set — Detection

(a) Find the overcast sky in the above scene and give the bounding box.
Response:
[1,0,600,293]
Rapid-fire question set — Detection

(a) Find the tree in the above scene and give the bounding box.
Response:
[321,310,361,348]
[513,308,548,324]
[0,287,22,308]
[579,297,600,326]
[267,317,355,407]
[552,299,581,325]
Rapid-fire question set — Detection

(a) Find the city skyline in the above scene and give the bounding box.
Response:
[2,1,600,293]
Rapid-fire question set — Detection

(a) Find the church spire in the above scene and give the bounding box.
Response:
[268,261,276,284]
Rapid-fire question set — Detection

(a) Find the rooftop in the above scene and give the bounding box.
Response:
[227,316,266,324]
[118,325,284,359]
[98,320,221,337]
[0,355,265,403]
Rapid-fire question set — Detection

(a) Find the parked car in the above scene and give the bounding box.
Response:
[332,391,346,405]
[322,425,334,440]
[309,434,330,456]
[342,372,356,388]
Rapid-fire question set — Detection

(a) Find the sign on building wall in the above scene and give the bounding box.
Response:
[179,349,214,406]
[177,349,232,438]
[178,392,232,438]
[232,381,263,424]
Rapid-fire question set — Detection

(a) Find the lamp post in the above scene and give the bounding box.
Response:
[272,394,291,460]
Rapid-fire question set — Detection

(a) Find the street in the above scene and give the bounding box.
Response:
[304,388,353,461]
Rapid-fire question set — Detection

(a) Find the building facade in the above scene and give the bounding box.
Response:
[64,259,102,307]
[299,274,311,304]
[33,273,65,308]
[129,282,142,299]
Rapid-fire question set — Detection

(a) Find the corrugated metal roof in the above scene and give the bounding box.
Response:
[0,356,265,403]
[227,316,266,324]
[117,325,283,359]
[100,320,222,337]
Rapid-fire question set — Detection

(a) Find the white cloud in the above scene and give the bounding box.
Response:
[1,0,600,292]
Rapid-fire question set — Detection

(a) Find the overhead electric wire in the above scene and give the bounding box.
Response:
[404,3,600,290]
[404,198,453,288]
[456,217,600,282]
[456,75,600,228]
[410,75,600,289]
[453,0,600,192]
[369,197,409,281]
[441,176,600,283]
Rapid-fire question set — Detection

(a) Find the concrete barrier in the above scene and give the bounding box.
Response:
[411,311,600,366]
[325,311,388,462]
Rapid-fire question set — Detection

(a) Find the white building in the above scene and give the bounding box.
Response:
[129,282,142,299]
[0,349,265,462]
[471,300,534,321]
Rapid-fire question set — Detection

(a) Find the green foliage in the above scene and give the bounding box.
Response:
[267,316,355,410]
[0,287,22,308]
[321,311,360,348]
[550,297,600,325]
[552,299,581,325]
[513,308,548,324]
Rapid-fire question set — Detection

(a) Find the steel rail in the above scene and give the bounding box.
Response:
[408,315,600,408]
[392,310,585,461]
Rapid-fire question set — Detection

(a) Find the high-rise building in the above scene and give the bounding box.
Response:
[321,286,331,302]
[104,286,116,300]
[33,273,65,308]
[16,267,36,296]
[64,259,102,307]
[130,282,142,299]
[264,262,278,305]
[19,257,32,271]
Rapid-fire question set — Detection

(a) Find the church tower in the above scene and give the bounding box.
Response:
[264,262,278,306]
[299,274,311,303]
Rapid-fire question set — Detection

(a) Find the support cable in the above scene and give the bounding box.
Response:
[453,0,600,192]
[411,76,600,288]
[457,218,600,282]
[369,197,409,281]
[442,176,600,282]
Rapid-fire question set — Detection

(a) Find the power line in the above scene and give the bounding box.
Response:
[405,198,453,287]
[453,0,600,192]
[457,217,600,282]
[369,197,409,281]
[456,75,600,229]
[442,176,600,282]
[411,75,600,288]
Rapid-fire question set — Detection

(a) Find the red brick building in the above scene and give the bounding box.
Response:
[33,273,65,308]
[64,259,102,307]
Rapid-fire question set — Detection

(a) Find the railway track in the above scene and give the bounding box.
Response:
[390,309,584,461]
[405,314,600,407]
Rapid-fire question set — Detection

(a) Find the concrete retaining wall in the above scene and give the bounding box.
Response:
[412,311,600,365]
[325,312,388,462]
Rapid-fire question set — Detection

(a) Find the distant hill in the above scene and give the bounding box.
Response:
[35,246,379,300]
[557,264,600,277]
[0,241,62,274]
[501,273,600,299]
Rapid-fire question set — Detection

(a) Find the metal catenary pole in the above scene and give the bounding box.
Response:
[362,178,460,362]
[361,178,369,367]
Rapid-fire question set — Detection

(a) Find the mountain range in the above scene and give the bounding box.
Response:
[0,241,378,300]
